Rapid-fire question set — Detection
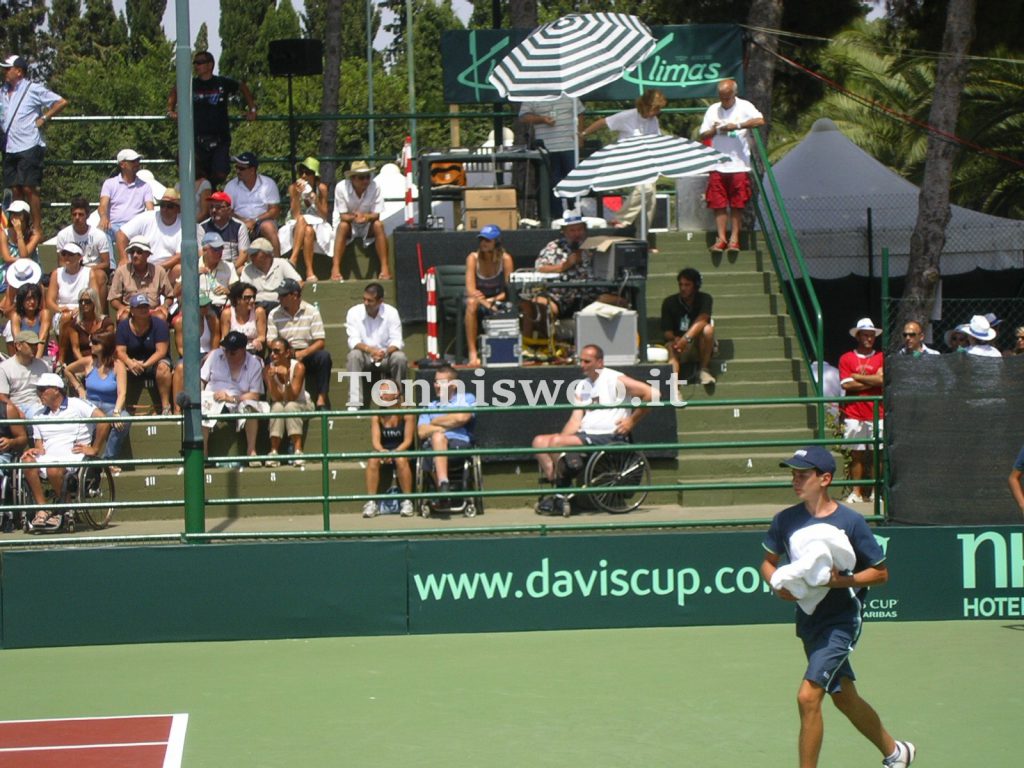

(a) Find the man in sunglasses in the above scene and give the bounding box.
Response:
[167,51,256,186]
[895,320,938,357]
[224,151,282,257]
[107,237,174,322]
[115,188,185,282]
[199,190,250,271]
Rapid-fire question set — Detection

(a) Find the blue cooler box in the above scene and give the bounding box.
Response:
[480,335,522,367]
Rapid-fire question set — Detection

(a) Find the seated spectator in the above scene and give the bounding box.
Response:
[897,320,939,356]
[1006,326,1024,357]
[171,231,237,357]
[53,197,110,305]
[263,337,311,467]
[363,378,415,518]
[46,242,93,334]
[464,225,514,368]
[115,188,184,281]
[3,280,50,359]
[0,329,50,416]
[224,151,282,256]
[1,200,41,264]
[199,191,250,271]
[2,251,43,319]
[107,236,174,322]
[964,314,1003,357]
[944,325,970,353]
[115,293,173,414]
[267,278,332,410]
[287,156,330,283]
[170,294,221,413]
[0,397,29,518]
[22,372,109,532]
[660,267,716,385]
[521,215,607,339]
[344,282,406,410]
[220,281,266,355]
[240,237,303,312]
[98,148,153,250]
[331,160,391,281]
[200,330,268,466]
[416,365,475,497]
[57,287,114,365]
[65,330,129,472]
[531,344,653,513]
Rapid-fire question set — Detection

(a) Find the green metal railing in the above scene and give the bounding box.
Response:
[750,128,827,437]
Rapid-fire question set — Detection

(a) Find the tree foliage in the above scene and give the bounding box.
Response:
[125,0,166,58]
[220,0,275,82]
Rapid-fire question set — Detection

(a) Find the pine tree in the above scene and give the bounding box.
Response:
[125,0,166,57]
[194,22,210,54]
[220,0,275,82]
[0,0,51,75]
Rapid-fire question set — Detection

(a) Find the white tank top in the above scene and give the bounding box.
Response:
[56,267,92,308]
[230,308,259,351]
[579,367,629,435]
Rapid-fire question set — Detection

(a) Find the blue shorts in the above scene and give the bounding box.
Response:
[576,432,624,447]
[801,621,858,694]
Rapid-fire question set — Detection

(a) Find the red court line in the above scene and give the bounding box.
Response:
[0,715,171,749]
[0,744,167,768]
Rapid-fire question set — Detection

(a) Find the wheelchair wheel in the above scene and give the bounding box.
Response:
[463,455,484,518]
[76,465,116,530]
[585,449,650,514]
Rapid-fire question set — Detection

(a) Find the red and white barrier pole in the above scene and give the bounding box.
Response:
[425,267,439,360]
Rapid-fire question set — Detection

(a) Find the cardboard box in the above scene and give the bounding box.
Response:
[575,304,638,366]
[466,208,519,231]
[464,188,517,209]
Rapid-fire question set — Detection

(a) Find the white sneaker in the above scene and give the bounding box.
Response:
[264,450,280,468]
[362,501,378,518]
[291,451,305,467]
[884,741,915,768]
[844,492,865,504]
[399,500,414,517]
[699,368,716,385]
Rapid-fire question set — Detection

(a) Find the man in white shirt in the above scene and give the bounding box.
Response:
[331,161,390,281]
[224,151,282,256]
[698,78,765,256]
[115,188,184,279]
[344,282,406,409]
[964,315,1003,357]
[896,320,940,357]
[520,97,584,217]
[240,237,303,310]
[531,344,654,514]
[22,372,109,532]
[200,330,267,465]
[53,196,111,289]
[0,330,49,416]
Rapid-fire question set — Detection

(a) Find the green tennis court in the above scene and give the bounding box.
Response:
[2,620,1017,766]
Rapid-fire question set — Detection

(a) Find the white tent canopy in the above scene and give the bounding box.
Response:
[764,118,1024,278]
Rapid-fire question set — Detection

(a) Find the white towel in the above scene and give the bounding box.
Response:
[770,523,856,614]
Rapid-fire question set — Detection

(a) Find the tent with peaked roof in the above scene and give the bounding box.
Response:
[763,118,1024,279]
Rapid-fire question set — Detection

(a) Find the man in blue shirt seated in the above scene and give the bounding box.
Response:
[416,365,474,500]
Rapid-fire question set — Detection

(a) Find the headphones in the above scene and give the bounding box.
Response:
[677,267,702,290]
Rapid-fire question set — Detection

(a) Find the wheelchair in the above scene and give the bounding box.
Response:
[537,440,651,517]
[414,446,485,518]
[5,463,117,533]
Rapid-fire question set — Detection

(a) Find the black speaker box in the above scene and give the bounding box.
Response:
[268,39,323,77]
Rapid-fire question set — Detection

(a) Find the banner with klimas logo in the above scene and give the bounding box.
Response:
[442,24,744,104]
[1,526,1020,648]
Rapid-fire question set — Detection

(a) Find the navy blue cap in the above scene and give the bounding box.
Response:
[780,446,836,475]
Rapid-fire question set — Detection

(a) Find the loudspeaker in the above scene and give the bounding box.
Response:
[268,39,323,77]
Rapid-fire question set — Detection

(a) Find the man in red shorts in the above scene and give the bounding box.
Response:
[698,78,764,256]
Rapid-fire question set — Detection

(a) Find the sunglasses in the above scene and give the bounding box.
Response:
[240,295,256,301]
[902,332,919,337]
[79,298,93,305]
[127,248,148,255]
[161,202,180,209]
[193,59,213,66]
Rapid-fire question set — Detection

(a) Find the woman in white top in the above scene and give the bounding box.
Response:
[219,281,267,355]
[580,89,667,227]
[287,157,330,283]
[46,243,93,333]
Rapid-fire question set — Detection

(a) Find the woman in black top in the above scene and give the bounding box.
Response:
[363,379,415,518]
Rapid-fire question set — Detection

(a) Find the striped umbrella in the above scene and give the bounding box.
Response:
[488,13,656,102]
[554,134,730,198]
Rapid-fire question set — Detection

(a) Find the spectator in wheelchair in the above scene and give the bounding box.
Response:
[22,372,109,532]
[0,398,28,532]
[464,224,515,368]
[416,365,475,499]
[363,378,415,518]
[532,344,654,513]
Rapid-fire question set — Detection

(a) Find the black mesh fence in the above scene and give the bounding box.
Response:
[883,298,1024,357]
[887,354,1024,525]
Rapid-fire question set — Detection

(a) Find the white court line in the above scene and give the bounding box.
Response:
[163,713,189,768]
[0,741,166,752]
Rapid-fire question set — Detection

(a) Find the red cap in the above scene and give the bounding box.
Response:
[210,191,232,205]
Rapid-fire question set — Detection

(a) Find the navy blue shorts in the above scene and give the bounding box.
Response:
[576,432,624,447]
[3,144,45,188]
[801,621,858,694]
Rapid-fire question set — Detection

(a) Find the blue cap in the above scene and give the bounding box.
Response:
[780,446,836,475]
[202,231,225,248]
[231,151,258,168]
[478,224,501,240]
[129,293,153,308]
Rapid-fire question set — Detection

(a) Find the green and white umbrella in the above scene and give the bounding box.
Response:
[488,13,656,102]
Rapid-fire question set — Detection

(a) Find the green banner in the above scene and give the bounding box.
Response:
[442,24,744,104]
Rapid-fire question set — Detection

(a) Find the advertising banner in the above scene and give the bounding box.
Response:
[442,25,744,104]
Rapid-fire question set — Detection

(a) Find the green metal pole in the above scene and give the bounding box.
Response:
[321,412,331,530]
[174,0,206,534]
